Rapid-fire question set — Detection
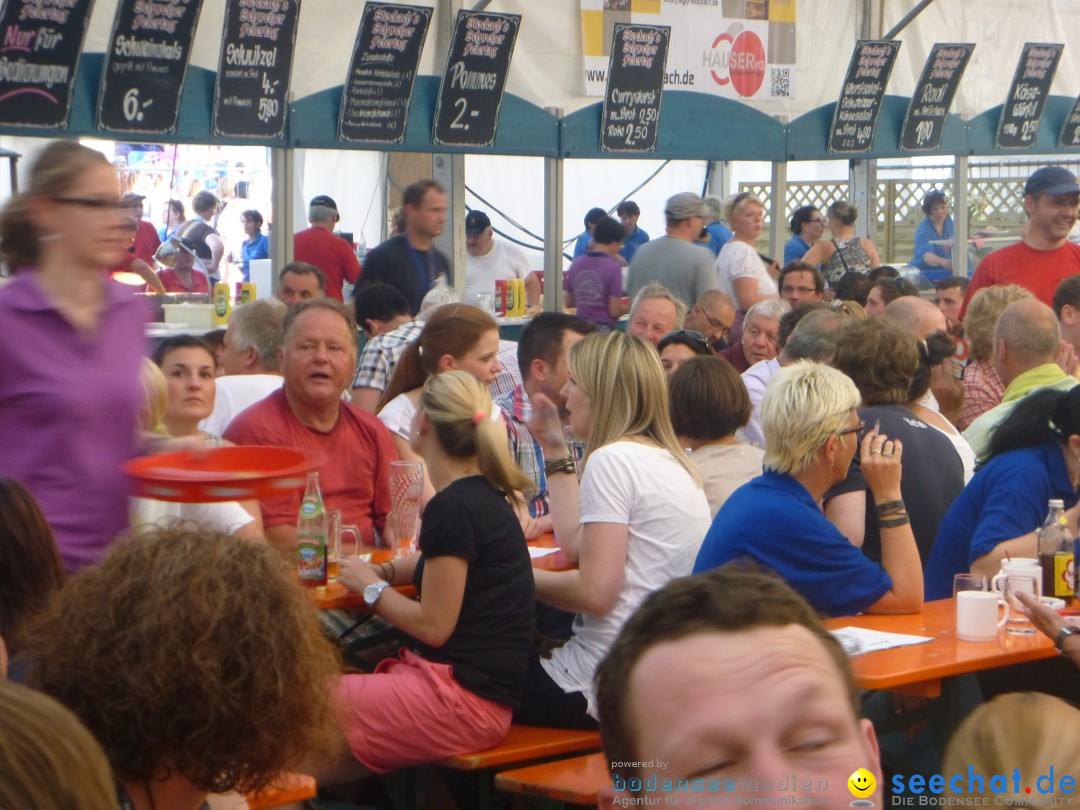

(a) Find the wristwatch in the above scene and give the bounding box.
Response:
[1053,625,1080,654]
[363,580,391,607]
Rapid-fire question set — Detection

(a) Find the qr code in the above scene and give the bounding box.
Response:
[770,67,792,98]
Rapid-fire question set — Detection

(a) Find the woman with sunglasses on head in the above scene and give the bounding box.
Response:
[0,141,147,574]
[657,328,712,376]
[516,331,711,728]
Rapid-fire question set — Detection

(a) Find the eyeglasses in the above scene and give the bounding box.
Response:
[836,420,866,437]
[782,285,819,295]
[806,217,824,224]
[51,197,126,211]
[698,310,733,339]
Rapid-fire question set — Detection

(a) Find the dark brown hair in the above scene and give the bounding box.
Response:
[0,141,113,269]
[833,319,919,406]
[595,566,858,789]
[378,304,498,410]
[27,527,342,794]
[668,356,750,439]
[0,479,64,655]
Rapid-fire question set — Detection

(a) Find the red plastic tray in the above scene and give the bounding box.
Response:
[125,445,316,503]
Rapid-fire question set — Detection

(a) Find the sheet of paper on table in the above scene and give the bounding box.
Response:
[830,627,934,656]
[528,546,559,559]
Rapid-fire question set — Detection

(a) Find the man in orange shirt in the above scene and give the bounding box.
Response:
[961,166,1080,319]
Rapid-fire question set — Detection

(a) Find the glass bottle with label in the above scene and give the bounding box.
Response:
[1038,498,1073,599]
[296,471,328,588]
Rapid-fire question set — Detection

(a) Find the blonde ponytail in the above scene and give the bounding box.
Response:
[419,371,532,506]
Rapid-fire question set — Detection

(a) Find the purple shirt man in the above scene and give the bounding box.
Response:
[0,273,147,572]
[564,251,623,327]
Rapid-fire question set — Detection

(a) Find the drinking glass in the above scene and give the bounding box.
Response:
[388,460,423,558]
[327,509,362,580]
[1003,575,1039,636]
[953,573,989,597]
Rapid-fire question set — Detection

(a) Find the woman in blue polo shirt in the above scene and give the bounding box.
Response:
[694,362,924,617]
[924,386,1080,600]
[911,190,954,284]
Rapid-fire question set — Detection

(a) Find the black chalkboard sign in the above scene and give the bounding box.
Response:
[1060,96,1080,149]
[212,0,301,139]
[0,0,93,128]
[96,0,202,134]
[900,43,973,152]
[828,40,901,154]
[600,23,670,153]
[339,2,431,144]
[995,43,1062,149]
[432,9,519,148]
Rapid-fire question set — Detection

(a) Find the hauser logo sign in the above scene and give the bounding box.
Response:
[705,24,765,97]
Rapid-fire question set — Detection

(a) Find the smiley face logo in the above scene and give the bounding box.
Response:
[848,768,876,798]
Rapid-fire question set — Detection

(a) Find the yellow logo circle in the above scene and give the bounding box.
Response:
[848,768,876,798]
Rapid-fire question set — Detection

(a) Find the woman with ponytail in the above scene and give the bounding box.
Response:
[924,386,1080,600]
[331,370,536,773]
[0,141,146,573]
[376,303,502,502]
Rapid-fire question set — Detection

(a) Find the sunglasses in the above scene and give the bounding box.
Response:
[661,329,711,348]
[51,196,126,211]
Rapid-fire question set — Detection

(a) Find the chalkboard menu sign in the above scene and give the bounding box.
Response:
[212,0,301,139]
[600,23,670,153]
[1060,96,1080,149]
[432,9,519,148]
[97,0,203,134]
[995,43,1062,149]
[828,40,901,154]
[339,2,431,143]
[900,43,973,152]
[0,0,94,128]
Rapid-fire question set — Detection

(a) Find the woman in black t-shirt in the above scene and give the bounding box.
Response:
[334,370,536,775]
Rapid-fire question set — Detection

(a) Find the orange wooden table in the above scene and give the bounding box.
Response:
[824,598,1056,697]
[307,534,574,610]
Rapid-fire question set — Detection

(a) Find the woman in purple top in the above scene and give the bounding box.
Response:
[564,216,625,329]
[0,141,147,572]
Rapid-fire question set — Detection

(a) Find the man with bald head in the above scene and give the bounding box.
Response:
[683,289,736,349]
[963,298,1076,461]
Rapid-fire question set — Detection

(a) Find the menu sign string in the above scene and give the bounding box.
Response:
[899,43,974,152]
[338,2,431,144]
[828,40,901,154]
[599,23,670,153]
[0,0,94,128]
[1060,95,1080,149]
[432,9,519,148]
[96,0,203,134]
[995,42,1062,149]
[212,0,301,139]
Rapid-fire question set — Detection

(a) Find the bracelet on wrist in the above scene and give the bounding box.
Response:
[878,514,910,529]
[874,499,905,516]
[544,455,576,476]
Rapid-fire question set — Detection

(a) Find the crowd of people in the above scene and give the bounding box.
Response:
[2,140,1080,808]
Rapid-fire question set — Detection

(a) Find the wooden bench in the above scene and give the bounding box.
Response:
[495,752,612,808]
[245,773,316,809]
[396,725,602,809]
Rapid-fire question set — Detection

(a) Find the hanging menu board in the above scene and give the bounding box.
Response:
[338,2,431,143]
[96,0,202,134]
[432,9,519,148]
[0,0,94,128]
[828,40,901,154]
[899,43,973,152]
[1060,96,1080,149]
[212,0,301,139]
[995,43,1062,149]
[599,23,670,153]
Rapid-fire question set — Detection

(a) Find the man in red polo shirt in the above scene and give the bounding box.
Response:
[961,166,1080,319]
[293,194,362,302]
[120,192,161,266]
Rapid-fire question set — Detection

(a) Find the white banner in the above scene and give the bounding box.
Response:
[580,0,796,101]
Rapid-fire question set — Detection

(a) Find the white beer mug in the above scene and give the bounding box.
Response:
[955,591,1009,642]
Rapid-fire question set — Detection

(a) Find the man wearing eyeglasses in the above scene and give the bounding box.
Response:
[683,289,736,350]
[783,206,825,265]
[777,261,825,306]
